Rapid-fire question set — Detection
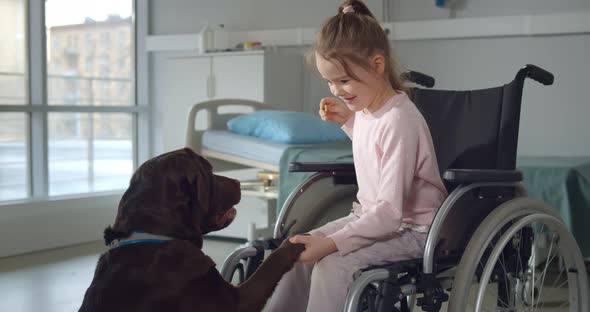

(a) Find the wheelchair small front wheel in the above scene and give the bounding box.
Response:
[357,283,379,312]
[449,197,589,312]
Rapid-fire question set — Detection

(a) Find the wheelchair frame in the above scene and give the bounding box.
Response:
[220,65,589,312]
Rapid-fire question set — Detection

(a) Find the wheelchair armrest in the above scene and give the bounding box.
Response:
[443,169,522,183]
[288,162,355,172]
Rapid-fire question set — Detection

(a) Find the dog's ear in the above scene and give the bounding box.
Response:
[177,173,207,246]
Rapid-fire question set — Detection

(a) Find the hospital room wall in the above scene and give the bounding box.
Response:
[394,35,590,157]
[385,0,590,157]
[148,0,384,34]
[149,0,590,157]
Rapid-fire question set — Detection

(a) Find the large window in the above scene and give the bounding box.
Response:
[0,0,140,201]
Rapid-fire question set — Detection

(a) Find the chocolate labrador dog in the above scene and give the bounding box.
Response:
[79,148,304,312]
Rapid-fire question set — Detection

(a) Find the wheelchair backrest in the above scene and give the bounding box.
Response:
[410,79,526,262]
[411,79,522,186]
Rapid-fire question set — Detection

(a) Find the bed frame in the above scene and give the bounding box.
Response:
[185,98,281,171]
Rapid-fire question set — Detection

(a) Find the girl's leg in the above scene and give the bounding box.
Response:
[265,213,357,311]
[265,261,314,312]
[306,229,428,312]
[309,210,359,237]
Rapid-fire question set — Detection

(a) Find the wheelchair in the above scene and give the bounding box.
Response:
[220,65,589,311]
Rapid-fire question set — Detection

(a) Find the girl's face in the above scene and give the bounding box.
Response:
[315,52,391,113]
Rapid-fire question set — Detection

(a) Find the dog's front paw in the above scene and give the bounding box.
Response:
[276,237,305,261]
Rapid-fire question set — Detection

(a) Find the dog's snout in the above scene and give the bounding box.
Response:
[212,175,241,205]
[231,178,241,203]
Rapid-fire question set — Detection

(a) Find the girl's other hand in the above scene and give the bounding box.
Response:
[319,97,353,125]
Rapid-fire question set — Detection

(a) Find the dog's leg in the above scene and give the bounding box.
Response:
[236,240,304,312]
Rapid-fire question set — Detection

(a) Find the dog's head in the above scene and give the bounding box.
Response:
[106,148,241,247]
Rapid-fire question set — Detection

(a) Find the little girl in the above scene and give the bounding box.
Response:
[266,1,447,311]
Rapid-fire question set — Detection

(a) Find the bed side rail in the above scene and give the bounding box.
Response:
[185,98,278,152]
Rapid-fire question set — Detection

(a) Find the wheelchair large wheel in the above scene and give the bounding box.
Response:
[449,197,589,311]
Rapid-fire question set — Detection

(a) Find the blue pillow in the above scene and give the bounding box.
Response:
[227,110,349,144]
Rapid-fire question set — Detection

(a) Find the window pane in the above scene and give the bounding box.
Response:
[0,113,28,200]
[45,0,133,106]
[48,112,133,196]
[0,0,27,105]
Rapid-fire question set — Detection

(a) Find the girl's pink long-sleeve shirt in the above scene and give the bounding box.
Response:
[328,92,448,256]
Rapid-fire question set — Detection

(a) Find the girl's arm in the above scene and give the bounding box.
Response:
[328,111,419,256]
[288,235,337,262]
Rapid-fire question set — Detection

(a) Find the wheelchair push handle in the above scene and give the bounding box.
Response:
[402,70,435,88]
[517,64,554,86]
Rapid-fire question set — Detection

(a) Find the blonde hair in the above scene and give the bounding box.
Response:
[307,0,406,92]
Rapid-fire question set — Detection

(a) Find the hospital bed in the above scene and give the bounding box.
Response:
[185,71,435,240]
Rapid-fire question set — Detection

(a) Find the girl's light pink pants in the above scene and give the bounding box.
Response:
[265,212,427,312]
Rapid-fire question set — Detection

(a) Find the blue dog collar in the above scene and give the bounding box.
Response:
[108,231,174,250]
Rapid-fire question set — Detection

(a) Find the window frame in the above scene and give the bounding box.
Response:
[0,0,149,204]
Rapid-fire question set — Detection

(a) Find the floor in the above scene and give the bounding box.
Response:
[0,240,585,312]
[0,239,241,312]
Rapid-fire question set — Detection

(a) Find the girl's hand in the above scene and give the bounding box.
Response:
[319,97,353,125]
[289,235,338,262]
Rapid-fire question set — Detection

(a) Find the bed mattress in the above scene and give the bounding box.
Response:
[201,130,295,166]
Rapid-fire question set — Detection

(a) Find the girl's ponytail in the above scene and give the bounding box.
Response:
[338,0,375,19]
